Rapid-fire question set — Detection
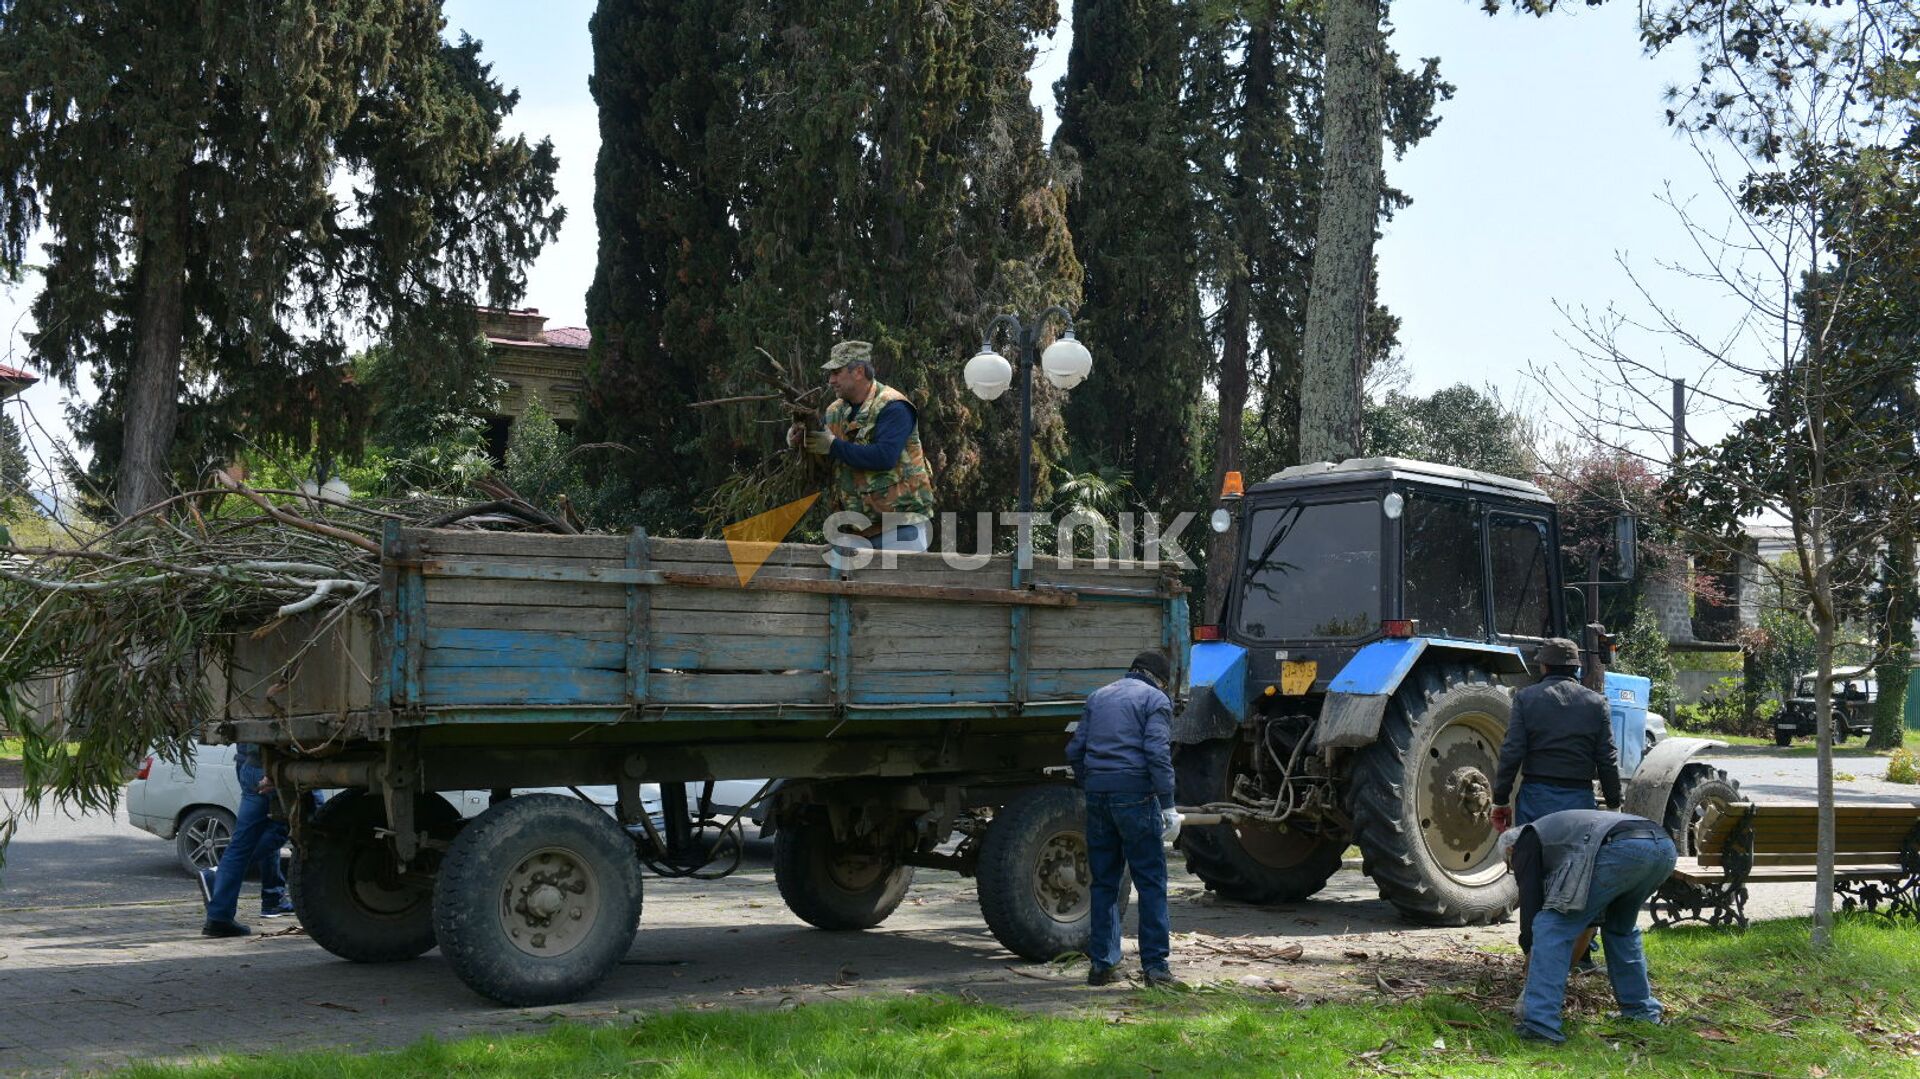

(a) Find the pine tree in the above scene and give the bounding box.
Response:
[1054,0,1206,505]
[0,3,562,517]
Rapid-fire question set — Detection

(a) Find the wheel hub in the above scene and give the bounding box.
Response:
[499,847,600,958]
[1031,831,1092,924]
[1415,711,1506,886]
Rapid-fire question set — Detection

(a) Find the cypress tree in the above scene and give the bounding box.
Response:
[0,2,563,515]
[1054,0,1207,504]
[588,0,1079,531]
[583,0,745,534]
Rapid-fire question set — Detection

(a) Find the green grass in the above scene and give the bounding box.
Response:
[1695,728,1920,756]
[113,917,1920,1078]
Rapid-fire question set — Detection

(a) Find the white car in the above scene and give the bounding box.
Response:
[127,743,769,875]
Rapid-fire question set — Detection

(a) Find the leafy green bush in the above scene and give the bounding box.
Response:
[1613,602,1678,718]
[1887,749,1918,785]
[1671,675,1773,738]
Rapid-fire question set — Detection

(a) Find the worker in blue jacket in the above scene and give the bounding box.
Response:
[1066,650,1182,988]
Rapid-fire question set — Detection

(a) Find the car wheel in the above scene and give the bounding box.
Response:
[175,806,235,876]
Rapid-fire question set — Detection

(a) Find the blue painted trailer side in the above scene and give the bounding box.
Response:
[376,529,1189,730]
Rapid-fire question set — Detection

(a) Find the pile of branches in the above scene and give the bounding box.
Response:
[0,475,573,858]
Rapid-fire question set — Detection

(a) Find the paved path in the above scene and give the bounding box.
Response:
[1,750,1911,1076]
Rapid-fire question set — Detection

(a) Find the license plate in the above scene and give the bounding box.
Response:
[1280,660,1318,696]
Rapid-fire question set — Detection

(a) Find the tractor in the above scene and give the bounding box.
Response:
[1177,457,1738,925]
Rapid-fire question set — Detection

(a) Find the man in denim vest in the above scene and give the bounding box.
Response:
[1066,650,1181,988]
[1500,809,1678,1043]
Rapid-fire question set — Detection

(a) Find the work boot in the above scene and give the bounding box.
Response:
[1142,967,1186,990]
[201,920,251,939]
[1087,964,1119,986]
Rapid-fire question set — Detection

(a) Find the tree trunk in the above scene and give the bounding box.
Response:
[1871,517,1915,750]
[1204,273,1250,623]
[1202,21,1274,625]
[115,180,190,519]
[1811,554,1836,949]
[1296,0,1381,465]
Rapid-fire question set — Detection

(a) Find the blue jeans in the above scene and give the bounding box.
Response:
[205,759,288,923]
[1515,782,1595,826]
[1085,790,1170,973]
[1518,835,1678,1042]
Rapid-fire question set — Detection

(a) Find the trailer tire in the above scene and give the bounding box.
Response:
[433,794,643,1006]
[291,789,458,963]
[977,785,1112,961]
[1774,730,1793,747]
[1346,663,1517,926]
[773,811,913,931]
[1174,739,1345,904]
[1662,765,1741,856]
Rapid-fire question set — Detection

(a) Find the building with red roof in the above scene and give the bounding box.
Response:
[477,306,590,459]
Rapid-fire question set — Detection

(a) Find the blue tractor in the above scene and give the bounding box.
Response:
[1177,458,1738,925]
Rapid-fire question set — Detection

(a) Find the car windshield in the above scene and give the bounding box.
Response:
[1236,499,1382,640]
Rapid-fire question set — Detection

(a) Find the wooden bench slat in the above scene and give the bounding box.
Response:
[1671,858,1906,885]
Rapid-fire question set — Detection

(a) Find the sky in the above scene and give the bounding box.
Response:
[0,0,1754,481]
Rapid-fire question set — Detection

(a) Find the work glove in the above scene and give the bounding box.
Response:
[1161,808,1182,844]
[1490,805,1512,834]
[803,429,835,456]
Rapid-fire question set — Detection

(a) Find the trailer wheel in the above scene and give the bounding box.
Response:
[433,794,643,1006]
[1774,730,1793,747]
[291,789,459,963]
[977,785,1111,961]
[1346,663,1517,926]
[773,810,913,930]
[1662,765,1741,856]
[1174,739,1345,904]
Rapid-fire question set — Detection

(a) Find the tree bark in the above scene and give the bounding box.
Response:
[1871,516,1915,749]
[1297,0,1381,465]
[115,179,189,519]
[1205,272,1250,623]
[1202,21,1273,625]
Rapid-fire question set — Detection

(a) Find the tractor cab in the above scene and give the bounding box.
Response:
[1210,456,1566,697]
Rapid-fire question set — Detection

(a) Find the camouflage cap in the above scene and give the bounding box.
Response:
[1536,637,1581,668]
[822,339,873,371]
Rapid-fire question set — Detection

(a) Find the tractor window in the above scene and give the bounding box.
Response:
[1489,515,1553,639]
[1236,500,1381,640]
[1402,494,1487,640]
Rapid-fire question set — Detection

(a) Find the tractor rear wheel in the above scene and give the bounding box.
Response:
[1173,739,1345,904]
[1346,663,1516,926]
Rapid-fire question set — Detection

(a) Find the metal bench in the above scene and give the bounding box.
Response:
[1648,800,1920,929]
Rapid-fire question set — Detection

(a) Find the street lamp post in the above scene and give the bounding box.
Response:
[964,306,1093,518]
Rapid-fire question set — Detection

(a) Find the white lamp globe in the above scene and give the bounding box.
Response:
[1040,332,1092,389]
[964,348,1014,401]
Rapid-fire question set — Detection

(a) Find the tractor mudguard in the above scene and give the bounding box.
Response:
[1622,736,1728,821]
[1175,640,1249,744]
[1314,638,1530,750]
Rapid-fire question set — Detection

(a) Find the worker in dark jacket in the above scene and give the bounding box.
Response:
[1066,650,1180,988]
[1500,810,1677,1043]
[1489,637,1622,835]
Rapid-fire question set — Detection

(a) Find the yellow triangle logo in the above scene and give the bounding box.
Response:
[723,493,820,585]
